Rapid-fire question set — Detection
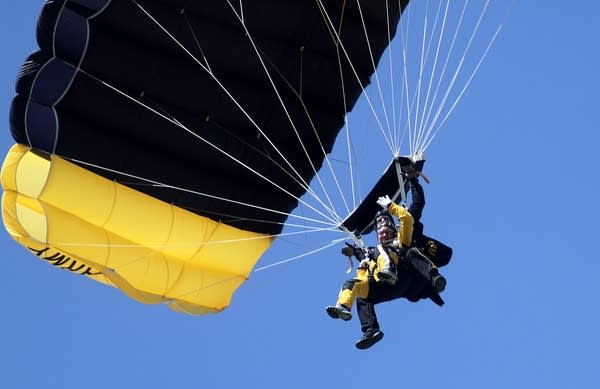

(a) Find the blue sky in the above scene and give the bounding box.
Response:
[1,2,599,388]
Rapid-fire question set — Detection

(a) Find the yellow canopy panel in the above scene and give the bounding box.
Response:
[1,144,273,314]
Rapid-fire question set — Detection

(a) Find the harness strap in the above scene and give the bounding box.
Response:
[391,159,407,206]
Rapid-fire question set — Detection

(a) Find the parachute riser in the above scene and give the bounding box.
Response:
[392,159,407,206]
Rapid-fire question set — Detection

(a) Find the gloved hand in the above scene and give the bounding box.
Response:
[402,165,420,179]
[355,248,367,260]
[341,244,356,257]
[377,195,392,209]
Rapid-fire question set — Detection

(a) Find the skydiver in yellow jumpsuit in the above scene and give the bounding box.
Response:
[353,176,450,349]
[325,195,416,321]
[325,183,447,340]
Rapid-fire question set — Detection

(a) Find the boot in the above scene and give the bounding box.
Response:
[326,304,352,321]
[431,273,446,293]
[355,329,384,349]
[378,266,397,285]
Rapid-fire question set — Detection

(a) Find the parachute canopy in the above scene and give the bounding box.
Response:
[3,0,410,313]
[2,144,270,314]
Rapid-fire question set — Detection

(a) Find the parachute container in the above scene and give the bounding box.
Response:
[340,157,424,237]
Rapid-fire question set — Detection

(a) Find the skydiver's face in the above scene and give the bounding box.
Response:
[377,226,395,244]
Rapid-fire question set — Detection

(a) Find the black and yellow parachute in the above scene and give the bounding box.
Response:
[2,0,410,313]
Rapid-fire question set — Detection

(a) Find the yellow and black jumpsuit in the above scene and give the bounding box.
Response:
[333,203,414,311]
[356,179,452,334]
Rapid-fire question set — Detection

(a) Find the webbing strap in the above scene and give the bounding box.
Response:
[391,159,407,206]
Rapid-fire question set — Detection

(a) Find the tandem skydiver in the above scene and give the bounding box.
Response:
[326,169,452,349]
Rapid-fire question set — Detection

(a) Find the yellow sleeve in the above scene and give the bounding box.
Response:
[388,202,414,247]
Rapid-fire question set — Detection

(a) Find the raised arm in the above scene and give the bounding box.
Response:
[407,178,425,223]
[387,202,414,248]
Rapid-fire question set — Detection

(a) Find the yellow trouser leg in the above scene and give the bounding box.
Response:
[336,278,370,310]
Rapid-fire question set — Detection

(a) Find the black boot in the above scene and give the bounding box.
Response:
[326,305,352,321]
[431,273,446,293]
[377,268,397,284]
[355,329,384,349]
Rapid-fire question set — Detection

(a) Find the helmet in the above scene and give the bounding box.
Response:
[375,210,394,229]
